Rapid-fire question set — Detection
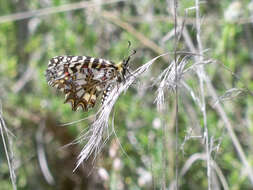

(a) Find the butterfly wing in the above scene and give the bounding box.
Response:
[46,56,118,111]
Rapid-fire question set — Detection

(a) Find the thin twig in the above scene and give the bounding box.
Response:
[0,0,125,24]
[169,153,229,190]
[206,75,253,184]
[36,120,55,185]
[0,105,17,190]
[183,9,253,185]
[195,0,212,189]
[173,0,179,189]
[215,60,253,97]
[101,11,165,56]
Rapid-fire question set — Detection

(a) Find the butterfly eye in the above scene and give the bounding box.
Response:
[117,77,122,83]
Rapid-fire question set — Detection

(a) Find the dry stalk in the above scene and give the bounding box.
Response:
[74,53,169,171]
[0,104,17,190]
[194,0,212,189]
[0,0,125,24]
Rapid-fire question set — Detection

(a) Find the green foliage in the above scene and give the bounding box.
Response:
[0,0,253,190]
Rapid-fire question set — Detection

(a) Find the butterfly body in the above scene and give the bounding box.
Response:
[46,55,131,111]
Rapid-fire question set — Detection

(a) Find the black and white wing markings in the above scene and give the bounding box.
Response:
[46,55,122,111]
[46,50,136,111]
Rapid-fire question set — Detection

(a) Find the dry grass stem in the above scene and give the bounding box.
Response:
[36,122,55,185]
[154,55,191,112]
[74,53,169,171]
[206,75,253,184]
[0,105,17,190]
[101,11,166,56]
[194,0,212,188]
[0,0,125,24]
[212,88,244,106]
[169,153,229,190]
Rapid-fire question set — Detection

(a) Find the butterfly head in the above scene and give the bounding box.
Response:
[116,49,136,83]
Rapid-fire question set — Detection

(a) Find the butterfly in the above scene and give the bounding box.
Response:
[46,50,136,111]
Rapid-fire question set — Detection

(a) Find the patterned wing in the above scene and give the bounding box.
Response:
[46,56,118,111]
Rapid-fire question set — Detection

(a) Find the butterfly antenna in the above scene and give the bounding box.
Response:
[125,49,136,78]
[127,41,131,50]
[124,41,136,80]
[122,41,132,61]
[126,49,136,63]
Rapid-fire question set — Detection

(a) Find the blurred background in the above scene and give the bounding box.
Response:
[0,0,253,189]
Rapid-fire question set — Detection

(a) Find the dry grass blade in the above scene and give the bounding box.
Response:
[169,153,229,190]
[36,122,55,185]
[0,0,125,24]
[212,88,244,106]
[74,53,169,171]
[154,55,191,111]
[0,103,17,190]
